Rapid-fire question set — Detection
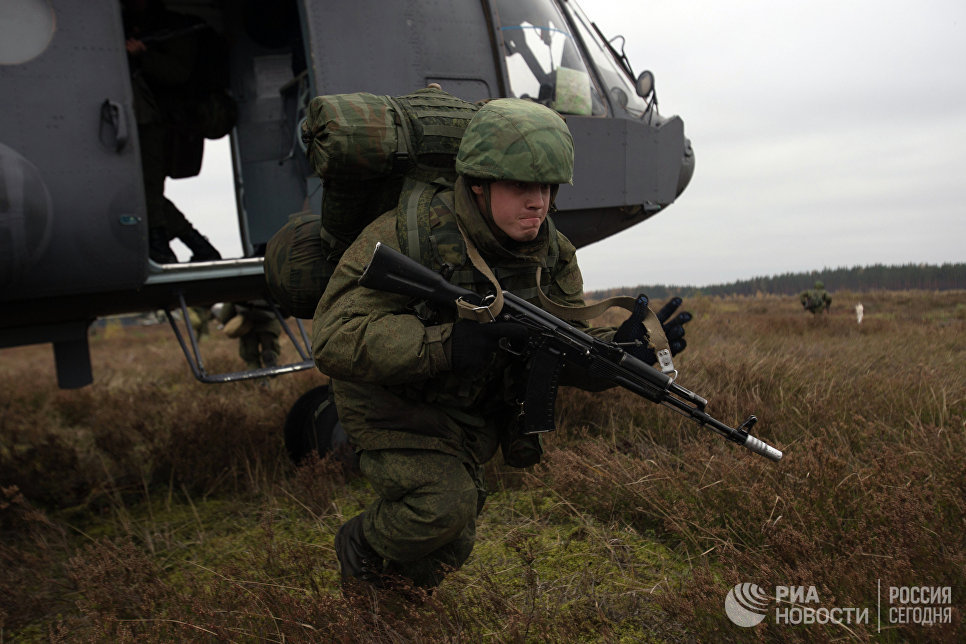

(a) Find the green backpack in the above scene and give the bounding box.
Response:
[265,86,478,318]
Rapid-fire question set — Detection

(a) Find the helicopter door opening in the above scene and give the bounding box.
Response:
[122,0,317,384]
[164,137,240,262]
[125,0,312,267]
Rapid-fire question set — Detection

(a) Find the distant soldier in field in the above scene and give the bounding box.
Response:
[800,280,832,315]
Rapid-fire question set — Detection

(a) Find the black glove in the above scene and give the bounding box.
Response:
[657,297,692,357]
[449,320,530,373]
[613,294,692,365]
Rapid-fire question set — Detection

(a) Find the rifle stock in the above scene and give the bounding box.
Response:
[359,242,783,462]
[359,242,479,306]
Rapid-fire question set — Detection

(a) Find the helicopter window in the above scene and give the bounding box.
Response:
[564,1,648,117]
[0,0,55,65]
[493,0,605,116]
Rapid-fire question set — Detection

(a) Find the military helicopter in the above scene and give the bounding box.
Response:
[0,0,694,396]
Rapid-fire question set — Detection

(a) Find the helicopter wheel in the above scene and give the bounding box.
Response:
[283,384,350,464]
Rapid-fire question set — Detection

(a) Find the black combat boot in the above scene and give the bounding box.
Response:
[178,226,221,262]
[149,228,177,264]
[334,514,384,587]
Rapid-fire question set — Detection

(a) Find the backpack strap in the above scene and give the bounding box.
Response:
[318,222,349,259]
[384,95,414,164]
[398,177,453,264]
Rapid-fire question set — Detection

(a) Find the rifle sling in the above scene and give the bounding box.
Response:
[532,267,672,367]
[454,221,504,323]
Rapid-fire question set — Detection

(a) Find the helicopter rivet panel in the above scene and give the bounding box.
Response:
[300,0,500,100]
[556,114,687,211]
[0,0,149,304]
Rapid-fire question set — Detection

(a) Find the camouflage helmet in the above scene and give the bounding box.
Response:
[814,280,825,289]
[455,99,574,184]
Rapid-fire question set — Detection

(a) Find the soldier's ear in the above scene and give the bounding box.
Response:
[470,184,484,196]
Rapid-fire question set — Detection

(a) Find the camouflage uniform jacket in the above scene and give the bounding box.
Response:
[800,288,832,313]
[312,178,611,464]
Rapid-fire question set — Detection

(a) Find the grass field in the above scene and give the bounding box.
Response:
[1,290,964,642]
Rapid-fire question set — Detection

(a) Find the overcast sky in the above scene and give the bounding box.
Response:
[167,0,966,291]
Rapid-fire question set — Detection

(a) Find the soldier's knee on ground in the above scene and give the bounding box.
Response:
[370,481,478,563]
[423,484,479,542]
[359,449,479,563]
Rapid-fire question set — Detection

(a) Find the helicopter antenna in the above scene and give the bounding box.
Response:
[591,22,635,80]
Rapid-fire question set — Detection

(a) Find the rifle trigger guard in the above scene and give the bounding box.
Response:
[498,337,526,356]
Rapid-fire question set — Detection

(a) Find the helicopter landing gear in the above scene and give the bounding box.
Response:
[283,385,355,468]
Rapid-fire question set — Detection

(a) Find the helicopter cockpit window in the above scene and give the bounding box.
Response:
[565,1,649,117]
[493,0,605,116]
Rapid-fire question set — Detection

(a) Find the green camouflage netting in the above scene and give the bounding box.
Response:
[264,210,329,319]
[266,87,479,318]
[302,92,398,179]
[301,86,479,246]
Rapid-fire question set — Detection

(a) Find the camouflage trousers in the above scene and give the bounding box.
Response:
[358,448,487,588]
[138,123,193,236]
[238,322,280,369]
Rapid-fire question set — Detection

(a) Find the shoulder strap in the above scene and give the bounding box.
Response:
[397,177,452,263]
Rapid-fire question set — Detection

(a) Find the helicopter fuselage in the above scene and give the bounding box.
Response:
[0,0,693,387]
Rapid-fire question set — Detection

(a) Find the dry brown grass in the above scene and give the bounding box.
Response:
[1,291,964,641]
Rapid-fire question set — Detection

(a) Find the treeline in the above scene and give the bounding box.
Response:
[589,262,966,300]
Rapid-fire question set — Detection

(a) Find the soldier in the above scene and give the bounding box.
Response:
[312,98,691,591]
[122,0,227,263]
[800,280,832,315]
[217,301,281,370]
[187,304,212,339]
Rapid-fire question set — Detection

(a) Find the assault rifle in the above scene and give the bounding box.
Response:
[359,242,783,462]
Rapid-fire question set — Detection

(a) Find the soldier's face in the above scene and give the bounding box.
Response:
[473,181,551,242]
